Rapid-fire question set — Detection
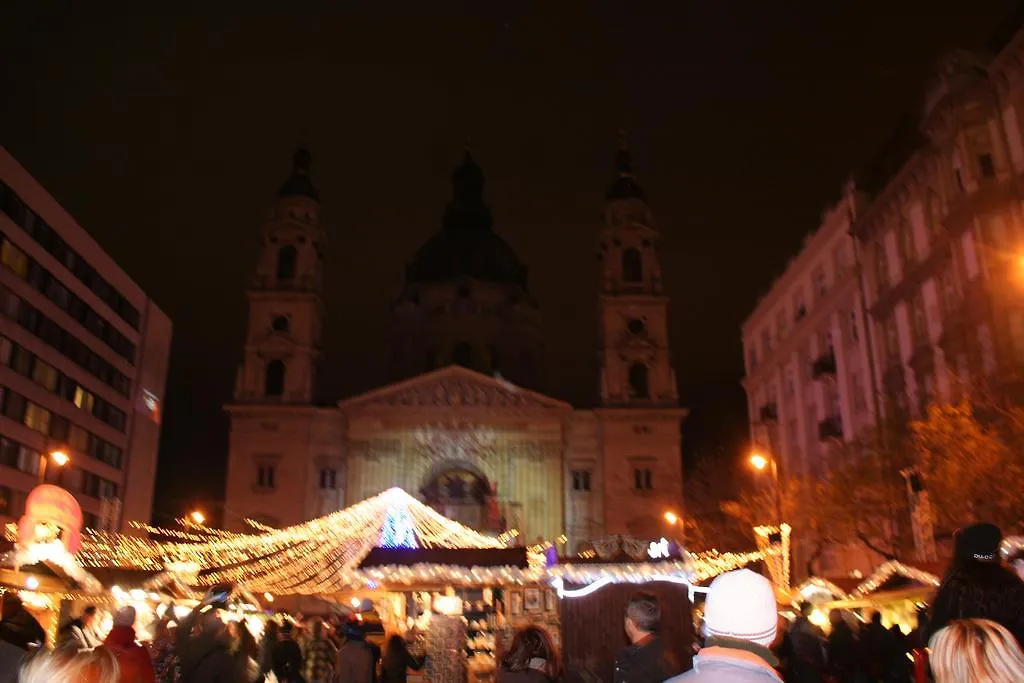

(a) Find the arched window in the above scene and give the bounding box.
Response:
[622,248,643,283]
[276,245,297,281]
[628,363,649,399]
[265,359,286,397]
[452,343,473,368]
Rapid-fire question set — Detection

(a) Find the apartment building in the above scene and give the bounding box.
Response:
[0,146,172,532]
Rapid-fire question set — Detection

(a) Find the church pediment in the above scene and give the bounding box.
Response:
[338,366,572,412]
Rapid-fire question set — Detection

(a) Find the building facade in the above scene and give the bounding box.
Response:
[224,144,687,551]
[742,19,1024,577]
[0,146,172,532]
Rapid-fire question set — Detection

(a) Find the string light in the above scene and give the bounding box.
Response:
[850,560,940,597]
[380,505,418,549]
[1002,536,1023,560]
[754,523,791,589]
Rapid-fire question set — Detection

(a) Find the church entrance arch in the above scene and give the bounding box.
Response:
[420,461,502,533]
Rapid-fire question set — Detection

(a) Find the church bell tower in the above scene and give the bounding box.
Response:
[234,147,324,404]
[594,134,686,540]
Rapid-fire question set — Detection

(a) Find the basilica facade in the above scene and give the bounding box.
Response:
[224,143,686,552]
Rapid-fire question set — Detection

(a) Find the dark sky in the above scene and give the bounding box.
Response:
[2,2,1015,522]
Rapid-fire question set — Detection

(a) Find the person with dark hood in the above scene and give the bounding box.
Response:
[613,592,683,682]
[335,619,374,683]
[380,634,425,683]
[497,626,560,683]
[825,610,860,683]
[927,523,1024,647]
[175,592,240,683]
[271,622,304,683]
[778,603,824,683]
[0,592,45,652]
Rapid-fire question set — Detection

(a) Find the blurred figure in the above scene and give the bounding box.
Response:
[929,618,1024,683]
[271,622,304,683]
[381,634,425,683]
[303,619,338,683]
[779,603,824,683]
[825,610,860,683]
[1006,546,1024,582]
[613,592,682,682]
[19,646,120,683]
[228,621,260,682]
[100,606,155,683]
[175,592,240,683]
[258,620,279,679]
[497,626,560,682]
[147,620,180,683]
[928,523,1024,647]
[335,619,374,683]
[667,569,780,682]
[57,604,101,652]
[0,592,46,651]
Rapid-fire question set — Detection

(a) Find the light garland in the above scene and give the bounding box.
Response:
[850,560,940,597]
[1002,536,1023,560]
[754,523,792,589]
[794,577,850,602]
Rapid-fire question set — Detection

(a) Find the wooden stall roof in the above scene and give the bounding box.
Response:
[360,547,530,569]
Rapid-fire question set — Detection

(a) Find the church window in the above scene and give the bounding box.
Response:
[572,470,592,492]
[256,464,276,489]
[622,248,643,283]
[264,360,285,397]
[452,343,472,368]
[276,245,297,281]
[627,318,646,335]
[633,467,653,490]
[271,316,289,333]
[628,363,650,399]
[319,468,337,490]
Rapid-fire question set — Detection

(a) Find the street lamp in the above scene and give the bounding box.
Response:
[189,510,206,525]
[748,450,782,524]
[38,449,70,484]
[663,511,679,525]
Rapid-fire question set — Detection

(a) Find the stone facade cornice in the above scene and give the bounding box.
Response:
[224,403,337,417]
[591,407,689,422]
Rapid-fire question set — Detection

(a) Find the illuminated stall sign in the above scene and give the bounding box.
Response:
[17,485,83,554]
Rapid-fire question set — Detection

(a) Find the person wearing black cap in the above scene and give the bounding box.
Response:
[927,523,1024,647]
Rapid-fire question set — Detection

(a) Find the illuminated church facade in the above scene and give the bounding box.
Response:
[224,144,686,552]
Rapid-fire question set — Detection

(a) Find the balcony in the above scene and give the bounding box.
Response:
[811,351,837,379]
[818,415,843,441]
[759,402,778,423]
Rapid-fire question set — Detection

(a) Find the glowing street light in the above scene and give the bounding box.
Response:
[748,449,782,524]
[38,448,70,484]
[663,511,679,525]
[189,510,206,525]
[749,452,768,471]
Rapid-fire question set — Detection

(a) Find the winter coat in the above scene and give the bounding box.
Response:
[0,638,25,683]
[303,637,338,682]
[496,667,553,683]
[102,625,157,683]
[379,647,424,683]
[613,635,682,683]
[176,611,241,683]
[780,617,825,683]
[0,606,46,650]
[58,618,101,652]
[335,640,375,683]
[666,646,783,683]
[271,638,304,682]
[825,621,860,683]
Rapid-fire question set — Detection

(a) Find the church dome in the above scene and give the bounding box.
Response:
[406,150,528,287]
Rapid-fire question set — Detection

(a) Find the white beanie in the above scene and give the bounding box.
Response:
[113,606,136,628]
[702,569,778,647]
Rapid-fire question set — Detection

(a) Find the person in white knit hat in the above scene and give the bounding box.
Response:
[667,569,782,682]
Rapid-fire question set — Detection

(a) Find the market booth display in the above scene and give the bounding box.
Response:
[76,487,786,683]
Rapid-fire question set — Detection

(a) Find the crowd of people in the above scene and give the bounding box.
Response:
[1,521,1023,682]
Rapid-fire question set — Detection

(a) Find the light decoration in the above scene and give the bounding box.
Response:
[380,505,418,549]
[754,523,792,590]
[850,560,941,598]
[1002,536,1023,560]
[794,577,851,602]
[2,541,104,594]
[648,538,670,559]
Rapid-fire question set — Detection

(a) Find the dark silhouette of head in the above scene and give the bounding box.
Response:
[501,626,560,681]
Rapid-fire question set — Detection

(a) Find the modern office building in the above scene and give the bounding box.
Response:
[0,146,172,532]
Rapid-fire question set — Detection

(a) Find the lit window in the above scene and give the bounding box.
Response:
[31,360,58,392]
[0,240,29,279]
[74,386,96,413]
[23,402,51,434]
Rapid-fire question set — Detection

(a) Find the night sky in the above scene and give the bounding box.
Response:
[2,2,1015,523]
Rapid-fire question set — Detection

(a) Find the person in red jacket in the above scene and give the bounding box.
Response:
[101,606,156,683]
